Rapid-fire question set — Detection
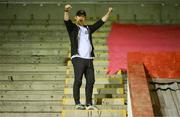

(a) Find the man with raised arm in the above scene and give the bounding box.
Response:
[64,4,112,110]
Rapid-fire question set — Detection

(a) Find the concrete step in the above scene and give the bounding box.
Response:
[0,50,108,57]
[65,84,123,89]
[0,71,67,75]
[67,61,108,68]
[0,24,110,31]
[0,101,62,112]
[65,78,123,85]
[64,85,127,94]
[0,19,111,25]
[0,101,126,112]
[0,36,107,43]
[94,50,109,54]
[0,91,63,101]
[62,98,125,105]
[93,57,109,61]
[0,37,107,44]
[0,64,66,72]
[92,33,108,38]
[66,68,108,75]
[0,31,67,37]
[67,60,108,66]
[94,52,108,58]
[0,90,63,95]
[0,91,64,101]
[85,20,112,25]
[0,25,66,31]
[0,36,69,42]
[67,63,107,69]
[62,98,96,105]
[67,52,109,59]
[64,94,127,99]
[62,105,127,110]
[0,29,64,33]
[0,35,69,42]
[0,55,67,64]
[0,31,108,39]
[93,39,107,44]
[0,81,64,91]
[66,70,108,76]
[64,88,124,95]
[102,98,125,105]
[0,73,66,81]
[0,19,64,25]
[0,42,69,49]
[66,74,124,79]
[0,48,68,56]
[0,113,62,117]
[93,45,108,51]
[62,110,126,117]
[96,27,111,32]
[0,42,105,51]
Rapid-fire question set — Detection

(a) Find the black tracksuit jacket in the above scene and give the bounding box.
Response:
[64,19,105,57]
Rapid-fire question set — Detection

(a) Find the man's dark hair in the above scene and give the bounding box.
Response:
[76,10,86,17]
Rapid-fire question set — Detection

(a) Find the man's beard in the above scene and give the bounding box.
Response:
[77,20,84,26]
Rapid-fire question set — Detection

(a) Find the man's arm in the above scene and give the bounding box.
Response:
[64,4,74,33]
[64,4,72,21]
[102,7,113,22]
[89,7,113,33]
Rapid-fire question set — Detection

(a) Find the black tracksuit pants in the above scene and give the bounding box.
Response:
[71,57,95,105]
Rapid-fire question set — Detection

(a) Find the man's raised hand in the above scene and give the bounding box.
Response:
[108,7,113,13]
[64,4,72,12]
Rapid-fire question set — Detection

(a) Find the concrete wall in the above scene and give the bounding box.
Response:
[0,0,180,24]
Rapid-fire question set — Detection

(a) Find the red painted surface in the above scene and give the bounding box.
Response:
[108,23,180,74]
[128,63,154,117]
[128,52,180,78]
[127,52,180,117]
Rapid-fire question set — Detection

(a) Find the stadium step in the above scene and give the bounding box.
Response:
[62,98,125,105]
[0,101,63,112]
[93,32,109,37]
[0,18,127,117]
[0,73,66,81]
[0,101,126,112]
[64,94,127,99]
[0,91,64,101]
[64,88,124,95]
[67,60,108,66]
[0,113,62,117]
[62,105,127,110]
[0,48,68,56]
[0,56,66,64]
[0,81,64,90]
[0,42,69,49]
[0,25,66,31]
[0,64,66,72]
[66,68,108,75]
[65,78,123,85]
[62,110,126,117]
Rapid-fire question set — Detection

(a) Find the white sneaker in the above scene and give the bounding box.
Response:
[75,104,86,110]
[86,105,99,110]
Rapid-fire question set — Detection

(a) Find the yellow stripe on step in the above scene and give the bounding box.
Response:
[64,88,124,95]
[62,109,126,117]
[65,78,123,85]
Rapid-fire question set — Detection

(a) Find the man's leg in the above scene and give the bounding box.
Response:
[84,59,95,105]
[72,57,85,105]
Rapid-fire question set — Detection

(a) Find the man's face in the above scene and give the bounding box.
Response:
[75,15,86,26]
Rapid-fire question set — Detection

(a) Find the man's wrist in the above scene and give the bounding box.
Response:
[64,9,69,12]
